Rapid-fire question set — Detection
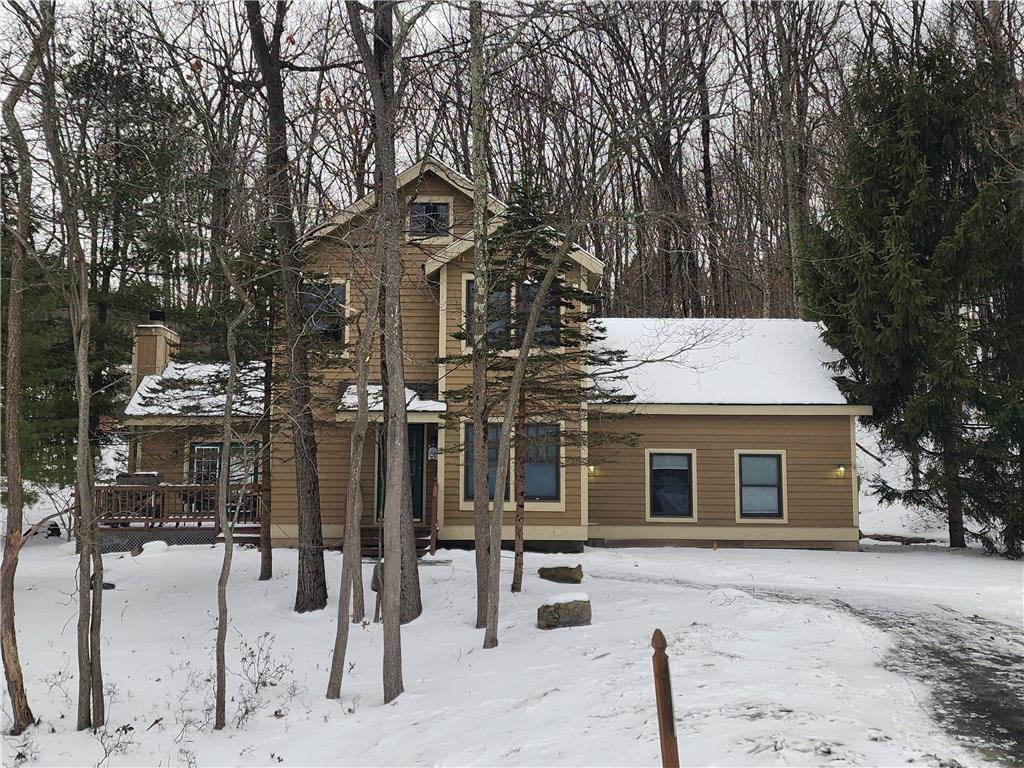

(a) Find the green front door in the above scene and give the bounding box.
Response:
[376,424,425,521]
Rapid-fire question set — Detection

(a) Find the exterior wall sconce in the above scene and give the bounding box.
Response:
[835,463,848,478]
[587,464,596,475]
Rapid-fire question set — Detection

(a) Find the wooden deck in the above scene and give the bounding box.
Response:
[83,482,436,555]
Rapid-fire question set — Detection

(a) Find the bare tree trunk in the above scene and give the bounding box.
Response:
[944,448,967,549]
[399,467,422,623]
[772,4,821,317]
[35,0,104,728]
[210,128,255,728]
[511,391,526,593]
[0,12,49,733]
[327,252,384,699]
[469,0,492,629]
[259,309,274,581]
[347,0,420,704]
[247,0,328,613]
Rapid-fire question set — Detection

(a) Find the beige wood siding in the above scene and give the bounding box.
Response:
[269,422,439,538]
[587,414,856,530]
[269,423,377,530]
[132,425,259,483]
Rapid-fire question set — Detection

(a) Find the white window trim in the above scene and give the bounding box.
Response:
[457,419,566,513]
[185,440,262,485]
[300,274,351,351]
[406,194,455,245]
[734,449,788,524]
[644,448,698,523]
[333,277,352,350]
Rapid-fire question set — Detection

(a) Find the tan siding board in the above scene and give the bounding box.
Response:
[588,415,854,529]
[133,426,240,483]
[270,424,375,528]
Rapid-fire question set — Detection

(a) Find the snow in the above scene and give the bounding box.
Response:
[140,540,170,556]
[338,384,446,413]
[7,541,1019,766]
[594,318,851,405]
[544,592,590,604]
[855,428,952,543]
[124,361,265,418]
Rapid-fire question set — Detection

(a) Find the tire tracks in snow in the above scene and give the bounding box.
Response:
[586,567,1024,766]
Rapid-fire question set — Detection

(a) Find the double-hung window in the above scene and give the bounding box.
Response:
[517,283,561,348]
[409,201,450,236]
[523,424,560,501]
[188,442,260,485]
[737,453,785,519]
[463,424,509,501]
[465,279,510,347]
[301,279,347,342]
[648,451,694,519]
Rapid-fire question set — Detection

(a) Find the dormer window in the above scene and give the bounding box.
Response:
[409,201,450,236]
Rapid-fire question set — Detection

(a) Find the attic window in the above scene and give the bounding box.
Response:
[409,201,450,236]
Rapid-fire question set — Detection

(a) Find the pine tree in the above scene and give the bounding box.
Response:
[443,183,633,587]
[804,36,1024,555]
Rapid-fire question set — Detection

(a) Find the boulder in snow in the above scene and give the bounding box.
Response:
[537,593,591,630]
[538,564,583,584]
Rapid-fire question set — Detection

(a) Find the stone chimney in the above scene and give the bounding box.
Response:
[131,310,179,393]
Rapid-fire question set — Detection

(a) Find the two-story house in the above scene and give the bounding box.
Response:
[108,156,871,553]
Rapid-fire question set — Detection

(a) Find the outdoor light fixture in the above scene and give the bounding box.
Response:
[587,464,597,475]
[835,463,848,478]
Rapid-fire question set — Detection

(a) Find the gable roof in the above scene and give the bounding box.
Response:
[304,155,603,276]
[125,361,265,419]
[304,155,504,241]
[593,318,860,406]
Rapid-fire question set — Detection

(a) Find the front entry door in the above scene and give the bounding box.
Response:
[376,424,425,521]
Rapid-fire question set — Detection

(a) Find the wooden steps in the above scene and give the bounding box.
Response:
[215,524,262,546]
[216,524,434,555]
[357,525,433,558]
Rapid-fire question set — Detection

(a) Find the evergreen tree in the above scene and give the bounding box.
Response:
[442,183,634,585]
[1,138,78,491]
[804,36,1024,556]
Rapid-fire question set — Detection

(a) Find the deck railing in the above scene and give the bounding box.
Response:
[89,483,263,529]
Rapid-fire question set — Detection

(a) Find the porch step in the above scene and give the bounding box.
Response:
[215,524,262,546]
[356,526,433,559]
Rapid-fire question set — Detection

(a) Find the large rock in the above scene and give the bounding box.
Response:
[537,594,591,630]
[538,564,583,584]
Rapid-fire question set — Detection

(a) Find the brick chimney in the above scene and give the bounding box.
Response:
[131,310,179,393]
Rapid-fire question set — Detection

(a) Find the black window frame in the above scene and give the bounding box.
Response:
[465,278,511,347]
[300,279,347,343]
[463,423,510,502]
[647,451,694,519]
[516,282,562,348]
[737,453,784,519]
[409,201,450,236]
[522,423,561,502]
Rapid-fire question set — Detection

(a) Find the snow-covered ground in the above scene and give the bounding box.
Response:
[5,539,1021,767]
[855,430,952,543]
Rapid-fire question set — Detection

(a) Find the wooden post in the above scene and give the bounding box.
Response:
[652,629,680,768]
[429,480,438,556]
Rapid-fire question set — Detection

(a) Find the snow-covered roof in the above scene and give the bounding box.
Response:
[125,361,265,418]
[593,318,848,405]
[338,385,446,413]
